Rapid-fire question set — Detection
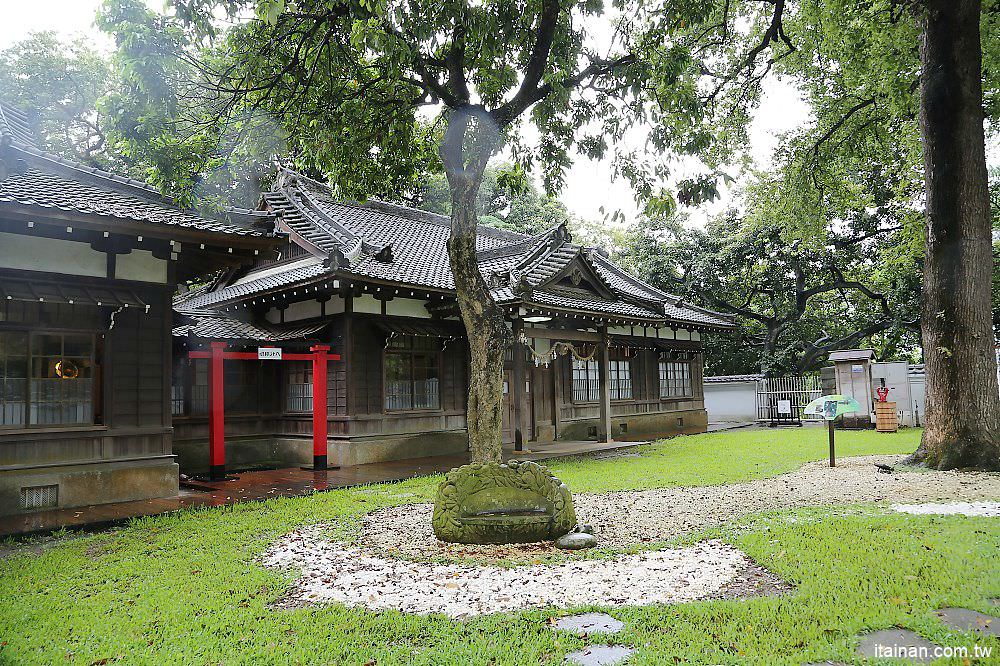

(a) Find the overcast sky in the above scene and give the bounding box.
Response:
[0,1,830,227]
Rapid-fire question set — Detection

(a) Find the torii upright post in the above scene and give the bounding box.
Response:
[308,344,334,470]
[208,341,227,481]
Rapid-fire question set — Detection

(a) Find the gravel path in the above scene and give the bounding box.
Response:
[264,532,762,617]
[360,455,1000,558]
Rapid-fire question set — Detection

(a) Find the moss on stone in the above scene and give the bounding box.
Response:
[432,460,576,544]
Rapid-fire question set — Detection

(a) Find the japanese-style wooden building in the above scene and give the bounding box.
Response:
[0,102,279,515]
[170,168,734,474]
[1,96,735,517]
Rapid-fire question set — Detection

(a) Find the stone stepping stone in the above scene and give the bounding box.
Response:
[856,629,941,664]
[935,607,1000,637]
[552,612,625,635]
[565,645,634,666]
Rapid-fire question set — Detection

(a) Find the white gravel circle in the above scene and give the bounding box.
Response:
[891,501,1000,517]
[263,529,751,617]
[261,455,1000,617]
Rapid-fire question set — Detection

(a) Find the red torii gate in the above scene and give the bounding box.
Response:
[189,342,342,480]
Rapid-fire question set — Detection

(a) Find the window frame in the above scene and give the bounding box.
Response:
[658,358,694,399]
[382,335,444,413]
[0,329,98,429]
[284,360,314,414]
[570,352,634,404]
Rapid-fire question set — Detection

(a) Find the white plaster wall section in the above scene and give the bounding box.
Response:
[386,297,433,319]
[0,232,105,277]
[353,293,382,314]
[116,249,168,283]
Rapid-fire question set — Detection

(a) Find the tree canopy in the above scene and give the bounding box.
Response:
[417,162,573,235]
[0,33,125,171]
[91,0,804,462]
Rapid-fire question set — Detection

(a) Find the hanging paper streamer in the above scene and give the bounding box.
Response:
[517,331,598,366]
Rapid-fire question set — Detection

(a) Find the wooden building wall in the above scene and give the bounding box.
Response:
[0,284,178,515]
[170,305,708,471]
[346,314,468,437]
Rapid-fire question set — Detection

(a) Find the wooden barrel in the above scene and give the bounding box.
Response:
[875,401,898,432]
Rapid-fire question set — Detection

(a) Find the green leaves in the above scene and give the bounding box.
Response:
[92,0,760,214]
[0,32,128,172]
[418,162,573,235]
[258,0,285,25]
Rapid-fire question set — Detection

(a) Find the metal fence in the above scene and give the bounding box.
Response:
[756,375,824,423]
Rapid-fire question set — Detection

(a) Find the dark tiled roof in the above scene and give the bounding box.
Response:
[268,169,520,291]
[0,102,36,147]
[0,99,275,240]
[191,168,735,329]
[178,259,333,309]
[173,309,328,342]
[521,289,665,320]
[0,168,269,236]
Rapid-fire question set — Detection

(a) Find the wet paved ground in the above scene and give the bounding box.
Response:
[1,439,640,537]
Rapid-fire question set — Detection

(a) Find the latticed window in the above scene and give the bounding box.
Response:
[170,386,184,416]
[609,359,632,399]
[0,331,28,426]
[659,360,692,398]
[191,359,209,415]
[0,331,95,427]
[285,361,313,412]
[384,335,440,411]
[572,358,600,402]
[572,355,632,402]
[170,363,185,416]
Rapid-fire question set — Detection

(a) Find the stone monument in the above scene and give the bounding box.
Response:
[432,460,576,544]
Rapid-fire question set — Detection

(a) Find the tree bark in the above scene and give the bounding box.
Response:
[910,0,1000,470]
[441,108,511,463]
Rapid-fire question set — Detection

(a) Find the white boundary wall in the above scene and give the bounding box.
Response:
[703,377,759,422]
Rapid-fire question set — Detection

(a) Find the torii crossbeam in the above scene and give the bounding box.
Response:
[188,342,342,480]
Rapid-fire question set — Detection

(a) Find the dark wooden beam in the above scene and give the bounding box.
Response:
[522,327,601,342]
[597,324,613,443]
[511,317,528,452]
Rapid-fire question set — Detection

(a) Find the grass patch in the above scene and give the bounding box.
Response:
[549,426,921,493]
[3,427,996,665]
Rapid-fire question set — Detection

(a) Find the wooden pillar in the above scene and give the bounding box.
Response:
[597,325,613,443]
[208,340,227,480]
[308,344,336,470]
[511,318,528,452]
[551,352,562,441]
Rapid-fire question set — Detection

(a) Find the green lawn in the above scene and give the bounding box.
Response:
[548,425,922,492]
[1,428,997,665]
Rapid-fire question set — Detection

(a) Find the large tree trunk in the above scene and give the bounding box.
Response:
[910,0,1000,470]
[441,108,510,463]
